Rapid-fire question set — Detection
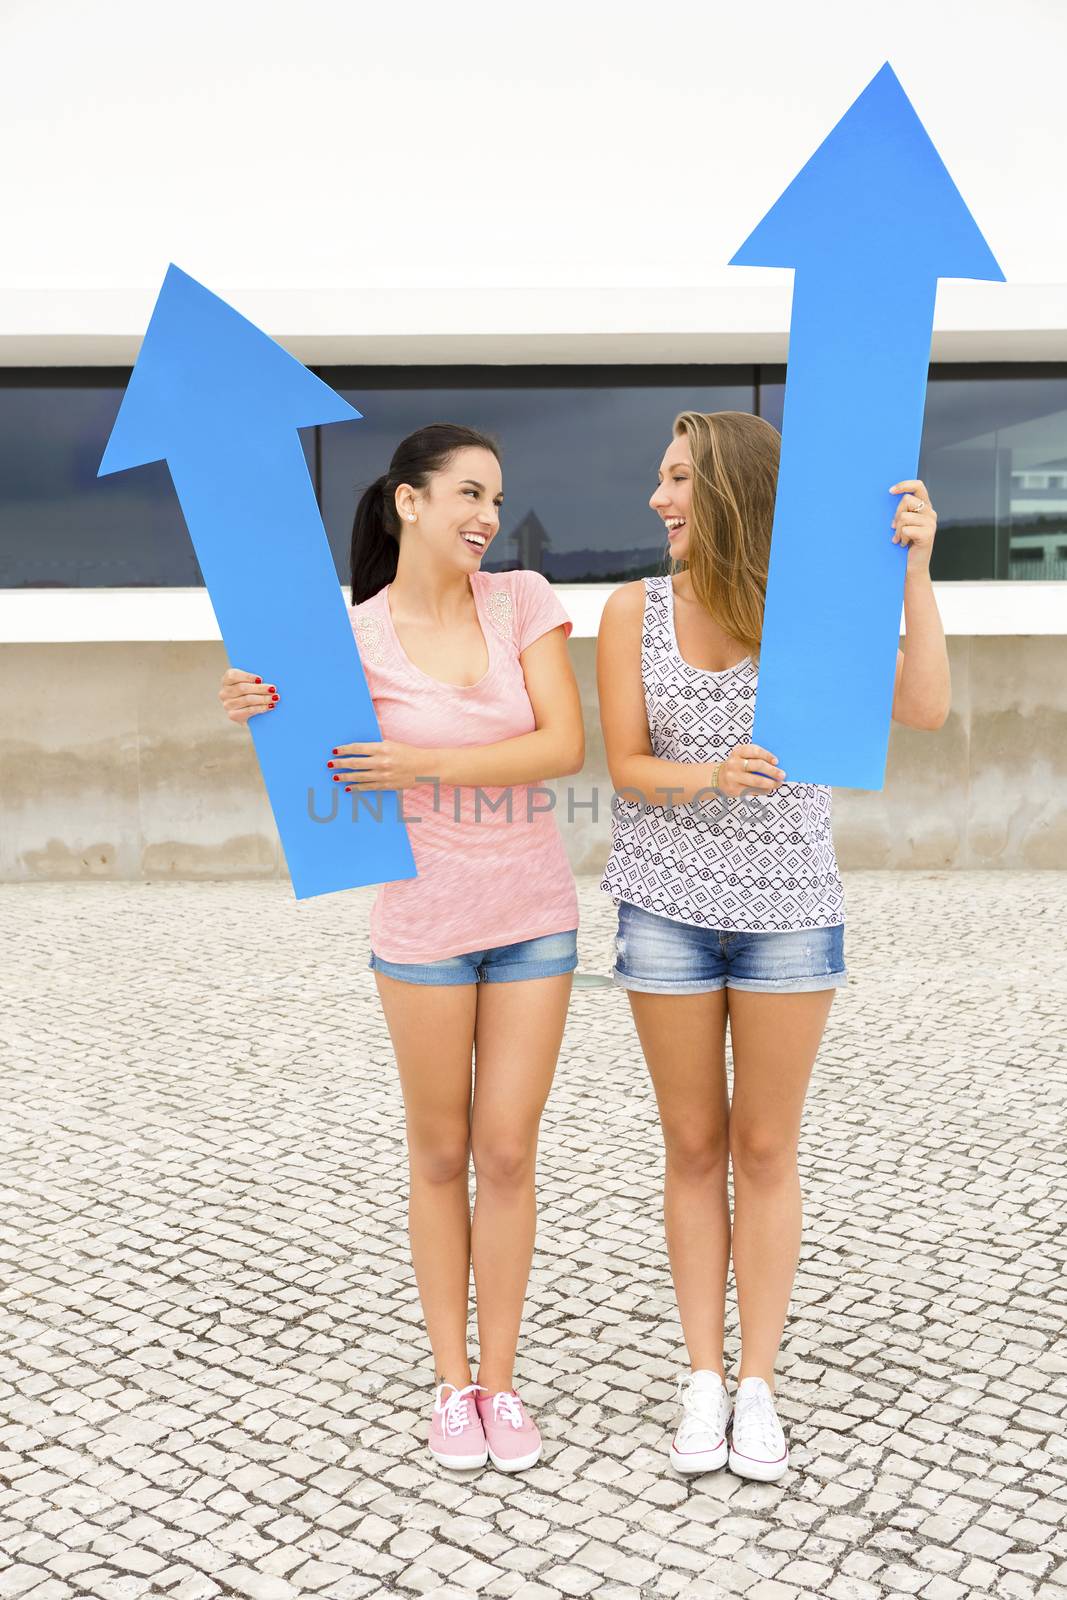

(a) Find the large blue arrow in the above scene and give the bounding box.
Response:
[730,61,1004,788]
[99,263,417,899]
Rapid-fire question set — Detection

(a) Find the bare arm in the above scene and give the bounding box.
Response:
[597,582,783,806]
[338,623,584,792]
[887,476,951,730]
[889,568,952,730]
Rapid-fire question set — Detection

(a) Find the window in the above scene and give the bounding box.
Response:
[760,365,1067,583]
[318,367,754,587]
[0,376,197,587]
[0,373,315,588]
[3,365,1066,587]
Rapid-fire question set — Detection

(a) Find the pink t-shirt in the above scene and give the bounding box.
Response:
[349,568,579,963]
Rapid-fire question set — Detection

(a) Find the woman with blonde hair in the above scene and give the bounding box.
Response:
[597,410,949,1480]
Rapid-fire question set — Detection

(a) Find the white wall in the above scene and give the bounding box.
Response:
[2,0,1066,363]
[2,583,1065,643]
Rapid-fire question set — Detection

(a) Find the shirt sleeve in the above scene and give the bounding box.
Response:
[512,569,573,653]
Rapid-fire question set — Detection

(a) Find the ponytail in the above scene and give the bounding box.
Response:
[350,475,398,605]
[349,422,500,606]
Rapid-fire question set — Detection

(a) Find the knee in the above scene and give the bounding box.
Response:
[470,1136,536,1189]
[408,1132,470,1186]
[663,1130,728,1184]
[728,1127,797,1184]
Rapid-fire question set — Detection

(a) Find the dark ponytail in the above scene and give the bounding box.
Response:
[350,475,397,605]
[349,422,501,605]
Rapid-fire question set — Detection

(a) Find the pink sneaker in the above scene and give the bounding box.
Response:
[474,1388,542,1471]
[428,1381,488,1469]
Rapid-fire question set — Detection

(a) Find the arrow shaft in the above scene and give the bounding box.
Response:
[779,270,936,468]
[752,268,938,787]
[169,436,415,896]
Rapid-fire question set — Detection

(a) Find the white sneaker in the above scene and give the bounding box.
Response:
[668,1369,731,1474]
[728,1375,789,1481]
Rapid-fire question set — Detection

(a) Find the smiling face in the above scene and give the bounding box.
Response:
[396,445,503,569]
[649,432,692,561]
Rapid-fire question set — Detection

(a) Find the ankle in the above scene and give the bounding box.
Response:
[738,1370,776,1394]
[436,1371,474,1392]
[475,1375,513,1395]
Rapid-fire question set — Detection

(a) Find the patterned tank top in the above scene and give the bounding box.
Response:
[599,574,846,932]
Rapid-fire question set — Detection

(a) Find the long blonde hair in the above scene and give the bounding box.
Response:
[668,411,781,665]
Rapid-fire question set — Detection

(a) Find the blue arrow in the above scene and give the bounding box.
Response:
[730,61,1003,788]
[99,263,416,899]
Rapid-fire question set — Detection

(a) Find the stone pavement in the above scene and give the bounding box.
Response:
[0,871,1065,1600]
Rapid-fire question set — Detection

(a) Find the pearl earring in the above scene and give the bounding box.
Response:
[407,514,416,522]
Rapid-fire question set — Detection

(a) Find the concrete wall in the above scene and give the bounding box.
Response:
[3,635,1064,882]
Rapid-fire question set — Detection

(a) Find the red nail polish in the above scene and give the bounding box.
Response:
[254,677,262,684]
[333,775,340,781]
[327,761,334,768]
[344,786,351,792]
[271,695,278,702]
[332,748,338,755]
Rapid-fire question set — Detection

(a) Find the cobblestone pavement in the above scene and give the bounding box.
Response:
[1,871,1065,1600]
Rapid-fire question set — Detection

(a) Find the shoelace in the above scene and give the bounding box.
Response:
[733,1385,783,1453]
[435,1380,485,1437]
[676,1374,727,1436]
[492,1391,525,1429]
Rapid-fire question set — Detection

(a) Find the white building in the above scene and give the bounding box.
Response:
[2,0,1065,876]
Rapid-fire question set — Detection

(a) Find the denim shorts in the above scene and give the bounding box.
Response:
[368,927,579,987]
[612,900,847,994]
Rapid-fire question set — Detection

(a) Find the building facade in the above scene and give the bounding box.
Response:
[2,3,1065,879]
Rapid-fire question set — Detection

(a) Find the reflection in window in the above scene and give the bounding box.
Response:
[0,383,200,587]
[2,367,1066,587]
[0,380,316,588]
[317,375,755,586]
[759,367,1067,582]
[922,375,1067,581]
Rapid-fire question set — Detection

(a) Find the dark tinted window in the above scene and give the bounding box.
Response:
[0,375,316,587]
[758,365,1067,582]
[3,366,1066,586]
[318,370,754,584]
[0,380,198,587]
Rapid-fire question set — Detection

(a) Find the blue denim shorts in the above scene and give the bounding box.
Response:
[368,927,579,986]
[612,900,847,994]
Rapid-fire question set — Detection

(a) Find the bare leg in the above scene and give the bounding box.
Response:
[469,972,572,1393]
[373,971,478,1387]
[726,987,836,1391]
[626,989,731,1377]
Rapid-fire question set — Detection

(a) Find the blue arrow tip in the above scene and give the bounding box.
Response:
[729,60,1004,283]
[99,266,363,476]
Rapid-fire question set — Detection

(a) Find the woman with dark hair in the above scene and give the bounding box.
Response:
[220,423,584,1473]
[598,411,949,1481]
